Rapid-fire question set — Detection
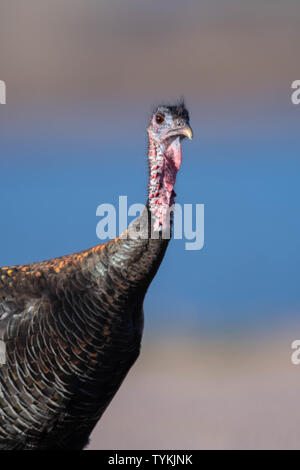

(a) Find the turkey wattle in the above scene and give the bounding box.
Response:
[0,102,193,449]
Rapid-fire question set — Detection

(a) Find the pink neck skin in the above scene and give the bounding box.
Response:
[148,133,182,231]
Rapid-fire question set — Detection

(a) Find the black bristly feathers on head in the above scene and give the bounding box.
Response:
[152,100,189,121]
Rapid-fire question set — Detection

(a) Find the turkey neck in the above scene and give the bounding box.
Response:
[91,132,181,299]
[148,132,181,231]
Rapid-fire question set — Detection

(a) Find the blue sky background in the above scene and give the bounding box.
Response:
[0,0,299,337]
[1,122,299,337]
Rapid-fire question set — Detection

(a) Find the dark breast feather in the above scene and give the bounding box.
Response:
[0,244,143,449]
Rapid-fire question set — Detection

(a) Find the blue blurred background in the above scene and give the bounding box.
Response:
[1,0,300,449]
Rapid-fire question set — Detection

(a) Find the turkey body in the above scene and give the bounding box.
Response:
[0,210,168,450]
[0,102,192,449]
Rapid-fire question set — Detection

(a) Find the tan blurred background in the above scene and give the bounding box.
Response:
[0,1,299,110]
[88,331,300,450]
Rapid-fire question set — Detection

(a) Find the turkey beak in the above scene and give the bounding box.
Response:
[165,123,193,141]
[181,124,193,140]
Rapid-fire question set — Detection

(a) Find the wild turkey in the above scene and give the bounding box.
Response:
[0,102,192,450]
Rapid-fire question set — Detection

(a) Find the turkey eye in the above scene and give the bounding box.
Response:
[155,114,165,125]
